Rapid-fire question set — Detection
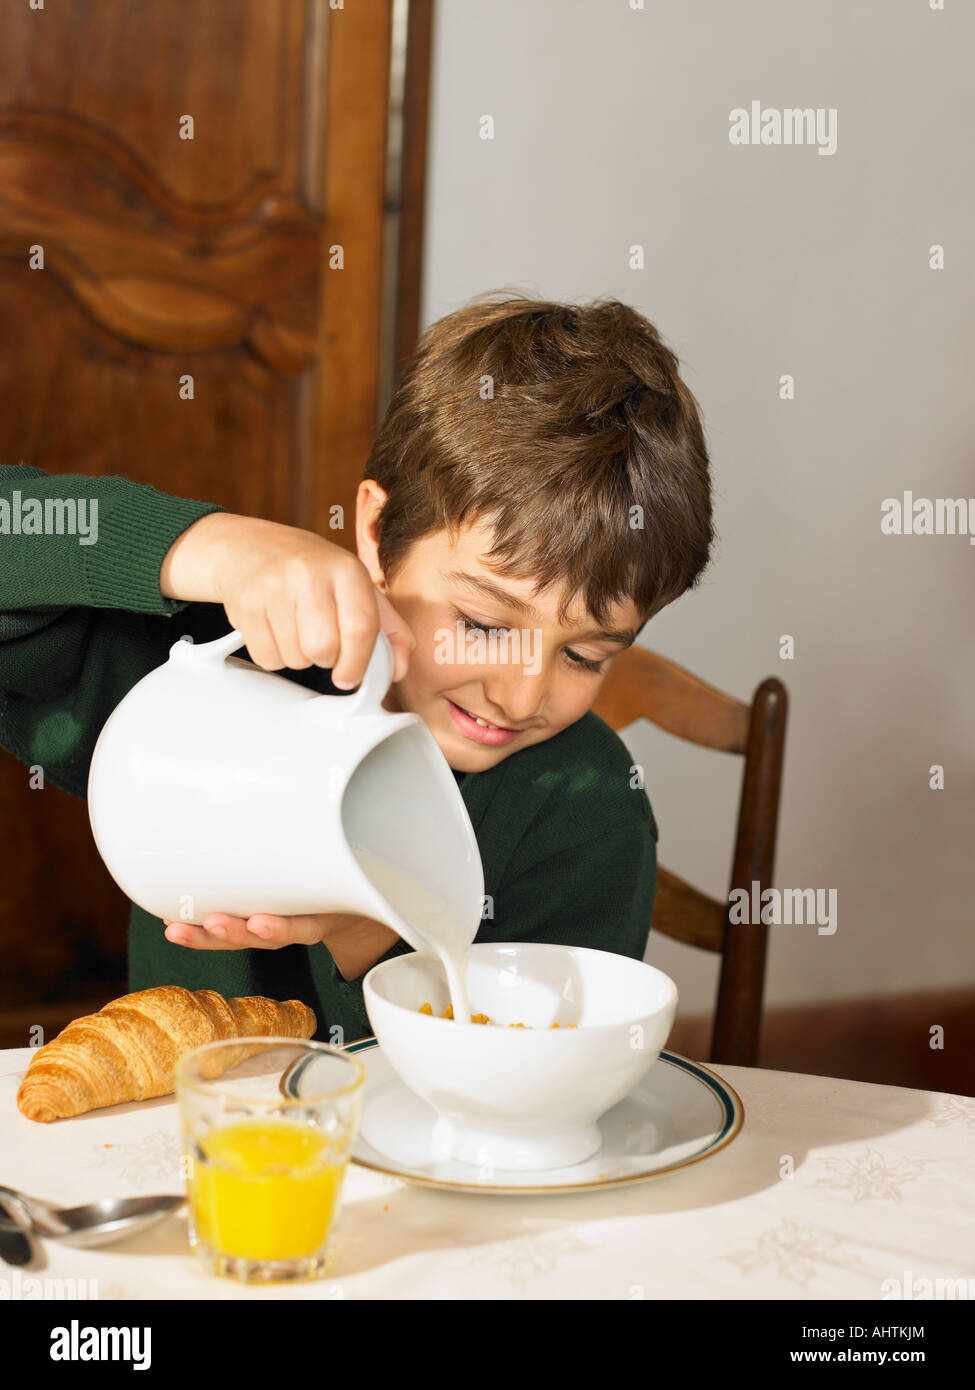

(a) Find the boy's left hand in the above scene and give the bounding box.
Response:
[162,910,402,981]
[163,913,326,950]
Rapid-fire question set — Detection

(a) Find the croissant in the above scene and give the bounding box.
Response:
[16,986,317,1123]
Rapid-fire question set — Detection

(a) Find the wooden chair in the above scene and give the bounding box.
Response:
[592,650,787,1067]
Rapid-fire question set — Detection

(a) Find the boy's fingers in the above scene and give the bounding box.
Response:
[162,915,273,950]
[295,589,340,669]
[201,913,254,947]
[264,589,310,671]
[329,575,380,689]
[163,921,232,950]
[227,609,284,672]
[376,590,416,683]
[245,913,323,945]
[241,913,290,943]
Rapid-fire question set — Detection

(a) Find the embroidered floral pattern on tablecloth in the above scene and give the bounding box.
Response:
[925,1095,975,1128]
[448,1229,592,1288]
[80,1130,183,1185]
[718,1217,865,1287]
[808,1147,932,1202]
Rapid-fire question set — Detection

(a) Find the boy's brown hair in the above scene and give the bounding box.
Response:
[365,291,713,628]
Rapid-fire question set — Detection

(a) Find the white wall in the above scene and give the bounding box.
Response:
[420,0,975,1013]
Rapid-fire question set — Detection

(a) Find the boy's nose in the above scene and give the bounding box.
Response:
[481,670,548,728]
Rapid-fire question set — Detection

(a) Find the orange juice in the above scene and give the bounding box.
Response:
[189,1119,347,1261]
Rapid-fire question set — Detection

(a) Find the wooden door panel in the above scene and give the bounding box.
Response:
[1,0,307,208]
[0,116,320,370]
[0,271,295,520]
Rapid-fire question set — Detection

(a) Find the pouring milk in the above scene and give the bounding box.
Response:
[352,848,476,1025]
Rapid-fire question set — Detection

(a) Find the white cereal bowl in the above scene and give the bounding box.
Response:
[362,942,678,1172]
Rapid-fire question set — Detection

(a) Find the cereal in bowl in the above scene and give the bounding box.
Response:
[418,1002,576,1028]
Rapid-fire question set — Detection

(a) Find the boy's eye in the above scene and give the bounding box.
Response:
[454,612,606,674]
[455,613,508,639]
[564,649,605,674]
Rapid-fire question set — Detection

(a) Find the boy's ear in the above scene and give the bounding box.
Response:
[355,479,388,586]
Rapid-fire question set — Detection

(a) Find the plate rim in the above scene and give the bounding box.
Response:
[336,1037,745,1195]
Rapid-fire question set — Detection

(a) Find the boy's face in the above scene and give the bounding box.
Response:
[356,483,645,773]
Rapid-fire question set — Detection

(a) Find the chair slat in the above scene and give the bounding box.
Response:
[593,646,750,752]
[651,867,726,952]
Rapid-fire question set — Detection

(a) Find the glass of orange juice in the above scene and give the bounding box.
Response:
[176,1037,366,1284]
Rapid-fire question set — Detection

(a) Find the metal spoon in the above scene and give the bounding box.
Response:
[0,1191,37,1265]
[0,1185,185,1248]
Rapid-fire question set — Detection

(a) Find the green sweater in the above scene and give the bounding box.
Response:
[0,464,658,1044]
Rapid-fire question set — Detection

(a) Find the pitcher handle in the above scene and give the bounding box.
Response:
[336,629,394,711]
[169,629,246,663]
[169,626,394,708]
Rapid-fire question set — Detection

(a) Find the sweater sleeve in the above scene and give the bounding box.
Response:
[0,463,228,795]
[484,796,659,962]
[0,463,224,616]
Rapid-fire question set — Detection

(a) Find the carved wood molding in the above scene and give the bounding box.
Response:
[0,115,321,371]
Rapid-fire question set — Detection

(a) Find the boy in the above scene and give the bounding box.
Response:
[0,292,712,1043]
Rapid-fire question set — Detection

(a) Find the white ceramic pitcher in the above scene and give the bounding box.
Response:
[86,628,484,957]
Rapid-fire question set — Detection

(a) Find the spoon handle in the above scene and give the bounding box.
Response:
[0,1185,43,1225]
[0,1192,36,1266]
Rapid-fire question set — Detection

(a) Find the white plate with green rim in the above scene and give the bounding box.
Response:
[284,1038,744,1194]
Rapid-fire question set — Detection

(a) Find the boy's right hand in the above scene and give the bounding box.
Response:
[159,512,414,689]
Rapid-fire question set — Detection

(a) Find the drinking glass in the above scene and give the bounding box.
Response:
[176,1037,366,1283]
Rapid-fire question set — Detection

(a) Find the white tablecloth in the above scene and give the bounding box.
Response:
[1,1047,973,1300]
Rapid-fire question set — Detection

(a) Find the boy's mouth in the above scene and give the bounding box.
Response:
[445,698,521,747]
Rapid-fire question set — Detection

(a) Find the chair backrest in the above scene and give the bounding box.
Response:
[592,646,787,1066]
